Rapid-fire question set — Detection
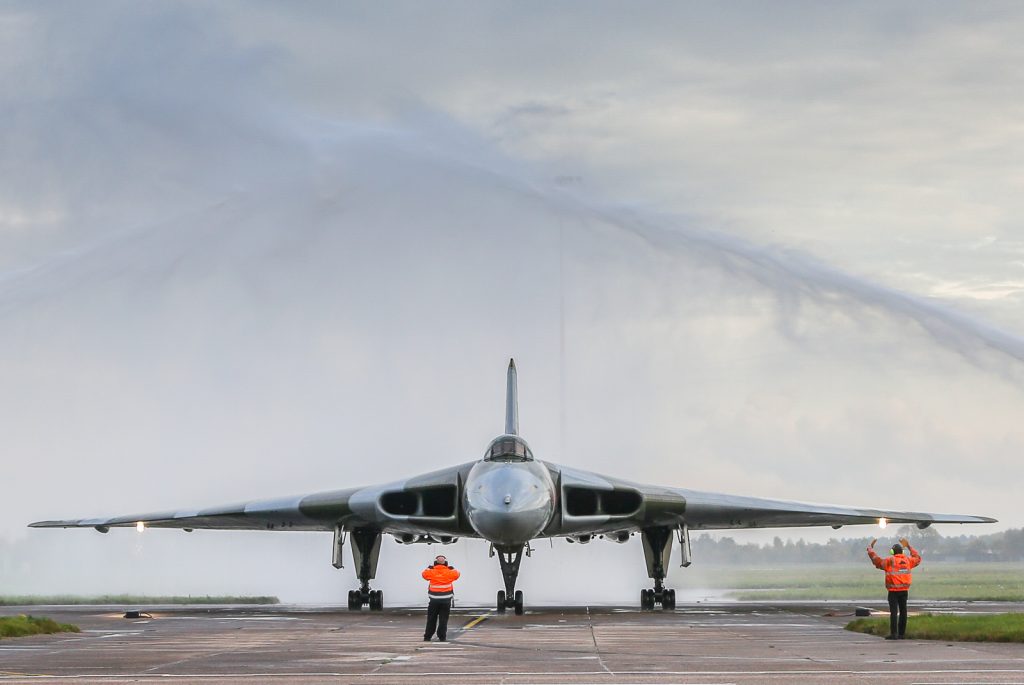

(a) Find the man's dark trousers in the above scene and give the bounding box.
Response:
[424,598,452,641]
[887,590,908,637]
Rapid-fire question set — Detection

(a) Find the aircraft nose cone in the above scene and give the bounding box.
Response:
[465,463,554,545]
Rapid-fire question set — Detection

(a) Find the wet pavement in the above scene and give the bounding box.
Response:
[1,602,1023,684]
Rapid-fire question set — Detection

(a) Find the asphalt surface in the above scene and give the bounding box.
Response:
[1,602,1023,684]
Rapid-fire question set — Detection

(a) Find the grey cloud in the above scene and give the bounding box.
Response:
[2,2,1021,602]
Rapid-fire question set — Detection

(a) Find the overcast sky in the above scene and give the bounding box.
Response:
[2,2,1022,602]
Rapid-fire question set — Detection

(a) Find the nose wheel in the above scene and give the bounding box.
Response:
[496,589,524,615]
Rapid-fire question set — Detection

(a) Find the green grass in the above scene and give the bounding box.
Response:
[0,595,279,606]
[0,615,80,639]
[846,613,1024,642]
[700,563,1024,601]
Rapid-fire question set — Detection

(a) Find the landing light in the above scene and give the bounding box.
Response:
[878,517,887,529]
[136,521,146,533]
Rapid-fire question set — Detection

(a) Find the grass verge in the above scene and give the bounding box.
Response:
[846,613,1024,642]
[0,595,279,606]
[0,615,80,639]
[712,563,1024,601]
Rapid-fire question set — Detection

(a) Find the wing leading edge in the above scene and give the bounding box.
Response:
[29,463,481,536]
[670,488,996,530]
[28,489,362,533]
[548,464,993,536]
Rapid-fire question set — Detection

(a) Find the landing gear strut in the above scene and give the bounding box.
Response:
[345,528,383,611]
[640,526,676,610]
[494,545,525,615]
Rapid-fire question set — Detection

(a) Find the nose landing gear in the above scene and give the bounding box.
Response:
[494,545,525,615]
[496,589,524,615]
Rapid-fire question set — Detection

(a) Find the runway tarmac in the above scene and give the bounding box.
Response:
[2,602,1023,684]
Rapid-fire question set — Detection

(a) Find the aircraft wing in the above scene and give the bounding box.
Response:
[673,488,996,530]
[548,464,995,538]
[28,490,358,533]
[29,463,480,537]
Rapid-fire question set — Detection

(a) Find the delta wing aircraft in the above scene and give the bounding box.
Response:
[32,360,995,614]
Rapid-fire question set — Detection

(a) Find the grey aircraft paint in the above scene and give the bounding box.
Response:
[30,359,996,612]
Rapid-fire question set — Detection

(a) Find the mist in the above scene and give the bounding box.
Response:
[3,3,1023,603]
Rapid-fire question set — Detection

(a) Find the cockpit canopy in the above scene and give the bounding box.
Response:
[484,434,534,462]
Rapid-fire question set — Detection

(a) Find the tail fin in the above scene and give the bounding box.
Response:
[505,358,518,435]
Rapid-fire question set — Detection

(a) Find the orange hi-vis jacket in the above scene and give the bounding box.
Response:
[867,545,922,592]
[422,564,460,599]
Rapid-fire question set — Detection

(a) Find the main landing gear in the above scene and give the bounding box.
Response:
[640,526,677,610]
[343,528,384,611]
[493,545,525,615]
[641,585,676,610]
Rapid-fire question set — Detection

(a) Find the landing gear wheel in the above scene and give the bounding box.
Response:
[368,590,383,611]
[497,590,506,613]
[641,588,655,610]
[514,590,524,615]
[348,590,361,610]
[662,589,676,610]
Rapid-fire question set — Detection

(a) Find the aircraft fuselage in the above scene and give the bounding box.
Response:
[464,456,555,545]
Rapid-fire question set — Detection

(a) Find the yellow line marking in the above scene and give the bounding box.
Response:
[0,673,47,678]
[461,613,490,631]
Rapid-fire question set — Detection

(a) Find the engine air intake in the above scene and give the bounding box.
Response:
[564,486,642,517]
[379,485,457,518]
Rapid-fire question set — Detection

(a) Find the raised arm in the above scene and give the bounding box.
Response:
[866,538,886,570]
[901,537,923,568]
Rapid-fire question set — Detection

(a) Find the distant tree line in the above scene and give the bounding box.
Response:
[691,526,1024,564]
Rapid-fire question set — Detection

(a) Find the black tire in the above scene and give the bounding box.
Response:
[514,590,524,616]
[349,590,362,610]
[497,590,506,612]
[370,590,383,611]
[640,589,647,610]
[661,589,674,610]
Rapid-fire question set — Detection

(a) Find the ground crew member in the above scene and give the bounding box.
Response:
[867,536,922,640]
[422,554,460,642]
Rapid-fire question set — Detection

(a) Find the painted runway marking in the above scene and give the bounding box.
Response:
[460,612,490,631]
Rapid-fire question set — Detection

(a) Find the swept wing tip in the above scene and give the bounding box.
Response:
[28,520,85,528]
